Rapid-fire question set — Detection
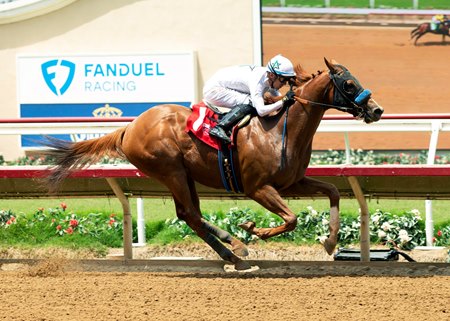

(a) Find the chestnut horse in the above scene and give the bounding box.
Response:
[44,58,383,270]
[410,21,450,45]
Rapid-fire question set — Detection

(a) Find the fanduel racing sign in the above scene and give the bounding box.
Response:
[17,52,197,147]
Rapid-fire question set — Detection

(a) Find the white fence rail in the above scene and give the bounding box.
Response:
[263,6,450,16]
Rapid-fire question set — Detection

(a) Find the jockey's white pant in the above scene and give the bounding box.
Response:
[203,86,251,110]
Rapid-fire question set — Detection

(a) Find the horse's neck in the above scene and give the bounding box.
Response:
[283,72,331,155]
[293,71,331,125]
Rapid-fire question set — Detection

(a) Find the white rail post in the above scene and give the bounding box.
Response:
[106,178,133,260]
[136,197,146,246]
[348,176,370,261]
[369,0,375,9]
[424,121,441,246]
[344,132,351,164]
[413,0,419,10]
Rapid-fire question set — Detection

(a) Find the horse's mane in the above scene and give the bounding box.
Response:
[292,64,325,87]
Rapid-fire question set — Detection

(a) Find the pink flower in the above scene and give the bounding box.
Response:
[38,207,44,212]
[437,230,442,237]
[69,219,78,227]
[65,227,73,234]
[60,203,67,211]
[109,219,115,226]
[56,225,62,231]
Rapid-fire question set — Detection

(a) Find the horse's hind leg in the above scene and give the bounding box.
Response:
[414,33,425,46]
[167,173,250,269]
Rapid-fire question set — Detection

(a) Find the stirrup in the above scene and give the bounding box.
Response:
[210,127,231,144]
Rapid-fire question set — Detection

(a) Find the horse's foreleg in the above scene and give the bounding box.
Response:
[240,185,298,239]
[281,177,340,255]
[186,177,248,257]
[168,174,250,270]
[201,220,248,257]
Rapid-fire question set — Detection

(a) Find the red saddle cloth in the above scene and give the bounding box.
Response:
[185,101,221,150]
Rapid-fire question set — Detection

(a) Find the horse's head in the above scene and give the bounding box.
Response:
[324,58,384,123]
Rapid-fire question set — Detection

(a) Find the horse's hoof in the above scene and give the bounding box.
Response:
[234,260,252,271]
[238,221,255,232]
[231,240,249,257]
[323,238,337,255]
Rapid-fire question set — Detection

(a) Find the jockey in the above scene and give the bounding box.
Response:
[431,14,445,30]
[203,54,296,144]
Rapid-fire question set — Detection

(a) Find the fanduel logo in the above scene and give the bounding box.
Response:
[41,59,76,96]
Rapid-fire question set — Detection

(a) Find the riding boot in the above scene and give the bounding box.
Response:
[209,104,254,144]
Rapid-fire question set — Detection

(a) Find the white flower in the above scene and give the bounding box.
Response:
[399,229,411,243]
[411,209,422,220]
[307,206,318,217]
[381,222,392,231]
[371,215,380,223]
[378,230,387,238]
[222,218,230,224]
[322,218,329,225]
[318,235,328,244]
[352,221,360,229]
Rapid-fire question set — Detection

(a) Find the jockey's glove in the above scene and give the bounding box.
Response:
[282,90,296,108]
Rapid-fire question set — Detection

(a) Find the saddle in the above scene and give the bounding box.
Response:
[185,102,252,193]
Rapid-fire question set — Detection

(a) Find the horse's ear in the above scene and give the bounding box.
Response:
[324,57,338,74]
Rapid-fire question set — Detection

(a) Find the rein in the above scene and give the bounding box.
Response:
[279,71,371,169]
[293,72,367,117]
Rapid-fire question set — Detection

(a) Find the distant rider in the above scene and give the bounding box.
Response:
[431,14,446,31]
[203,54,296,144]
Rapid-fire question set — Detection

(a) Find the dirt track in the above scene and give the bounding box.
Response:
[1,24,450,321]
[263,24,450,150]
[0,268,448,321]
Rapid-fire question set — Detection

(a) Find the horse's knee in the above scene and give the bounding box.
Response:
[326,184,340,203]
[285,215,298,232]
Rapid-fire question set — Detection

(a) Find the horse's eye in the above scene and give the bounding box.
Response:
[343,80,357,95]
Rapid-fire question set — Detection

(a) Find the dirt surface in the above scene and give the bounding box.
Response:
[2,24,450,321]
[263,24,450,150]
[1,243,449,320]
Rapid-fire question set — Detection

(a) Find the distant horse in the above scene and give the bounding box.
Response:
[410,21,450,45]
[44,58,383,270]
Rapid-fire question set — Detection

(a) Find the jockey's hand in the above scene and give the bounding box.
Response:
[282,90,296,108]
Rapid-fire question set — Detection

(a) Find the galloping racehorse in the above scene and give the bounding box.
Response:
[44,58,383,270]
[410,21,450,45]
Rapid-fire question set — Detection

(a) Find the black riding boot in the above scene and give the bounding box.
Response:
[209,104,254,144]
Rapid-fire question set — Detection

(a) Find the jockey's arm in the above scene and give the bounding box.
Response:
[251,89,283,117]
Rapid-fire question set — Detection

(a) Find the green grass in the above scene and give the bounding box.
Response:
[262,0,450,9]
[1,197,449,225]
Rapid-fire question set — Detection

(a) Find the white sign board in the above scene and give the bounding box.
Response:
[16,52,197,146]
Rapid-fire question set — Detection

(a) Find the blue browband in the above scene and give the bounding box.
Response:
[354,89,372,105]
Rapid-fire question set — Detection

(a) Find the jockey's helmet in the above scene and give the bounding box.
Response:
[267,54,296,78]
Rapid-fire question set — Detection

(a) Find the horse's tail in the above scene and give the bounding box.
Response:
[43,127,127,192]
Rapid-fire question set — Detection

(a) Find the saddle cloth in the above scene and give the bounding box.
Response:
[185,101,221,150]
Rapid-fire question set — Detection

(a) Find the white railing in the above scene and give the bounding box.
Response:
[1,114,450,156]
[1,113,449,247]
[263,5,450,16]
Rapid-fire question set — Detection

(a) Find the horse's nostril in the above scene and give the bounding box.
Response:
[374,107,384,115]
